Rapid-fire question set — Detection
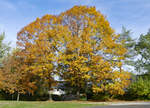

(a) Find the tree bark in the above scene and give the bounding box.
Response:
[17,93,20,101]
[76,90,80,100]
[12,94,14,100]
[49,92,52,101]
[48,80,53,101]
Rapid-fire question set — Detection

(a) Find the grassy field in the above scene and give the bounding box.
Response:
[0,101,103,108]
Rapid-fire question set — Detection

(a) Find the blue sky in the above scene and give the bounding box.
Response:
[0,0,150,47]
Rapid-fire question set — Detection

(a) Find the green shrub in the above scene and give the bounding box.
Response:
[127,77,150,100]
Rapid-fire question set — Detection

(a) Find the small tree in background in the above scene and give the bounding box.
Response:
[0,31,10,89]
[119,27,136,67]
[135,30,150,74]
[0,49,37,101]
[128,77,150,100]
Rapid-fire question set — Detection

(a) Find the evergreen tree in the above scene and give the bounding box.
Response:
[135,30,150,74]
[119,27,136,72]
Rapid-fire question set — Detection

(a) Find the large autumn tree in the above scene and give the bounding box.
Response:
[17,6,130,98]
[17,15,67,100]
[58,6,130,96]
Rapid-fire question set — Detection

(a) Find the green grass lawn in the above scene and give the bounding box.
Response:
[0,101,103,108]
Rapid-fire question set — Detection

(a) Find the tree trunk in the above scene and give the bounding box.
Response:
[49,92,52,101]
[17,93,20,101]
[120,66,122,72]
[76,90,80,100]
[12,94,13,100]
[48,81,53,101]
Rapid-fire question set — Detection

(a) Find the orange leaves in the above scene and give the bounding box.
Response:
[0,70,4,89]
[93,86,103,93]
[105,71,131,95]
[0,51,37,95]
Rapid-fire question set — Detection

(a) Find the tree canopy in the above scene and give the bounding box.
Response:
[17,6,130,97]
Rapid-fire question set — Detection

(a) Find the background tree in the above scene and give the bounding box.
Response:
[135,30,150,74]
[118,27,136,72]
[0,49,37,101]
[0,31,10,89]
[122,29,150,101]
[0,32,10,65]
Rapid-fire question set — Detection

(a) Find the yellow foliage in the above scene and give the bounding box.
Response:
[17,5,130,95]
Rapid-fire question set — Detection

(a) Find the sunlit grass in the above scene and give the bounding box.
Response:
[0,101,103,108]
